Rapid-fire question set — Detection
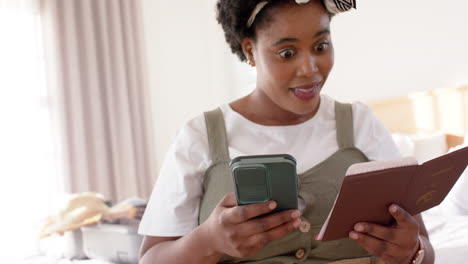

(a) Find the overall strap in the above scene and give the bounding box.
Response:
[334,101,355,149]
[204,107,230,163]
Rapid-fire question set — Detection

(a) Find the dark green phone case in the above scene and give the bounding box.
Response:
[230,154,298,214]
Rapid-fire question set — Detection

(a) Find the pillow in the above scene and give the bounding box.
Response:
[392,133,415,157]
[392,131,447,163]
[410,131,447,163]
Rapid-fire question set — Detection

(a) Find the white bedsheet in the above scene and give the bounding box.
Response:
[422,213,468,263]
[19,256,113,264]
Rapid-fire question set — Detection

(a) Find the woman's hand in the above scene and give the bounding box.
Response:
[200,193,302,259]
[349,204,421,264]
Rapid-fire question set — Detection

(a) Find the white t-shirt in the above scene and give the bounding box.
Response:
[138,95,401,237]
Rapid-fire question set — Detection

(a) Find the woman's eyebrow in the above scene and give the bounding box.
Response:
[272,28,330,47]
[314,28,330,38]
[273,37,298,46]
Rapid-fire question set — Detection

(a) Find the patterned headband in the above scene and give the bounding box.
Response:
[247,0,356,28]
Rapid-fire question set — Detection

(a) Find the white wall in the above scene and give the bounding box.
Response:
[326,0,468,102]
[141,0,239,173]
[141,0,468,173]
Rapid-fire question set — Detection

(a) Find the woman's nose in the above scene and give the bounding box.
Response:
[297,56,318,77]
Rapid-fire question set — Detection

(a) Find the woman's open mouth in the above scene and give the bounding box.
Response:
[290,83,321,101]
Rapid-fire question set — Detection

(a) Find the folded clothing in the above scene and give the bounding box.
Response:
[38,192,144,238]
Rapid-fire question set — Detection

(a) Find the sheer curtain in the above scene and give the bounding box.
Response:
[38,0,156,203]
[0,0,65,261]
[0,0,156,261]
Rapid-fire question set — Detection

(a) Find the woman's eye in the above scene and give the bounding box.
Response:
[315,42,329,53]
[278,49,295,59]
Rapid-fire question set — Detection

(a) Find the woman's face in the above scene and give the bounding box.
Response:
[244,0,334,117]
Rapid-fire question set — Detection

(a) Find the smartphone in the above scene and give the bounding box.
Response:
[230,154,298,214]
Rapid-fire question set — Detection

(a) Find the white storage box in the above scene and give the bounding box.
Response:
[81,223,143,264]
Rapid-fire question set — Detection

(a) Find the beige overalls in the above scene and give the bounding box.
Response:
[198,102,385,264]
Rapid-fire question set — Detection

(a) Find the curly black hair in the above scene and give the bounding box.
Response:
[215,0,331,62]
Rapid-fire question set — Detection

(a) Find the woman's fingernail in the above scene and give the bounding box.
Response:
[390,205,398,213]
[269,201,277,210]
[349,231,359,240]
[291,211,300,218]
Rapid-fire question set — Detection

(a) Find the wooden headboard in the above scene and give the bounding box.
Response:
[368,86,467,149]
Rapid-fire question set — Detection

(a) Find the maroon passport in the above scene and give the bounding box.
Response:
[317,146,468,241]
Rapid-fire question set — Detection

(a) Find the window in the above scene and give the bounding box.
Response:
[0,1,64,261]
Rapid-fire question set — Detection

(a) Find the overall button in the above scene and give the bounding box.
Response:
[295,248,305,259]
[299,219,311,233]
